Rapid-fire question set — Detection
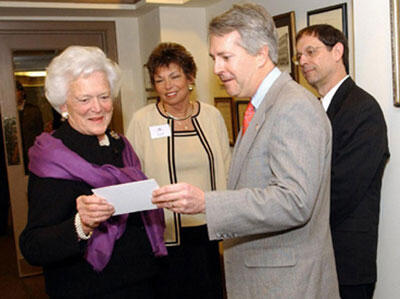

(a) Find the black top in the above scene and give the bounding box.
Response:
[19,122,159,298]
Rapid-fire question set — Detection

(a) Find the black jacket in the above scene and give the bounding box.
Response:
[327,77,389,285]
[19,122,159,298]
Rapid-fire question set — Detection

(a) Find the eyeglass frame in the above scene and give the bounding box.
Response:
[292,45,332,66]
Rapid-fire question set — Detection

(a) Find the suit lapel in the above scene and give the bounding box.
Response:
[228,72,292,188]
[326,77,355,121]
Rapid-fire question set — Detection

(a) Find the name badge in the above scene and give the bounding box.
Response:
[149,124,171,139]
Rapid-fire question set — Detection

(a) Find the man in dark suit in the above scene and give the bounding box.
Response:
[296,24,389,299]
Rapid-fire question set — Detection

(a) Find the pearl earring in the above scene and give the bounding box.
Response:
[188,84,194,91]
[61,111,69,120]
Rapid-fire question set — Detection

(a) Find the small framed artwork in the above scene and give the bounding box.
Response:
[3,117,20,165]
[143,65,154,92]
[235,99,250,135]
[307,4,348,38]
[214,97,235,146]
[391,0,400,107]
[273,11,299,82]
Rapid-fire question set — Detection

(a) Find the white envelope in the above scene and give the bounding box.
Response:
[92,178,159,215]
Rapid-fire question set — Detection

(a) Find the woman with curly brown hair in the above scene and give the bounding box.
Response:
[127,42,230,298]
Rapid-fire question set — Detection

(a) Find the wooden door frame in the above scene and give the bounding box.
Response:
[0,20,121,277]
[0,20,122,132]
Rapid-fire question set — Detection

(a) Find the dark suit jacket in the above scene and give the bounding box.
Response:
[327,77,389,285]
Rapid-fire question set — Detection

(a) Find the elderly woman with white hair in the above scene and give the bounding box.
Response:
[19,46,166,299]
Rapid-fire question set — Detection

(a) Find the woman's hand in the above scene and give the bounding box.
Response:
[76,195,115,234]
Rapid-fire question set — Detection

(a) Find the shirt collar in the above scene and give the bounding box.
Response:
[251,67,281,109]
[321,75,349,111]
[98,134,110,146]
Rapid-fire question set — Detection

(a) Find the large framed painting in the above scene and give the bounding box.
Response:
[307,3,348,38]
[214,97,235,145]
[273,11,298,81]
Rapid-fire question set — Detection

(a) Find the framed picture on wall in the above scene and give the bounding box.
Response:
[391,0,400,107]
[143,65,154,92]
[214,97,235,146]
[147,96,159,105]
[273,11,299,82]
[307,4,348,38]
[235,99,250,135]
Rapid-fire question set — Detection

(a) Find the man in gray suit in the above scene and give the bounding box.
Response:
[152,3,339,298]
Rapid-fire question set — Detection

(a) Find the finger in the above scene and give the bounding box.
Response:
[152,183,187,197]
[152,189,189,204]
[80,211,114,228]
[84,203,114,212]
[78,205,115,219]
[77,196,114,212]
[154,200,173,209]
[82,196,110,205]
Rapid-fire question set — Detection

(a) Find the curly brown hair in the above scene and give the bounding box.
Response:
[146,42,197,86]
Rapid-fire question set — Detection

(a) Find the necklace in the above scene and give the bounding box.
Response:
[162,101,194,121]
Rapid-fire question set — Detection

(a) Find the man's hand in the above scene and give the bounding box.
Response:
[152,183,205,214]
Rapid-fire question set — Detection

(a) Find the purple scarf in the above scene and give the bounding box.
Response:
[28,132,167,271]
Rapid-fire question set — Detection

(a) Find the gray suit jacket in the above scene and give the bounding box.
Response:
[205,72,339,298]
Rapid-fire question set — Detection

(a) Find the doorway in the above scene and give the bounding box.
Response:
[0,20,121,277]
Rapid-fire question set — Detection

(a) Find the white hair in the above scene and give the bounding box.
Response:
[45,46,121,113]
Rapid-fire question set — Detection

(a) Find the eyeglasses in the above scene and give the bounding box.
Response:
[292,46,326,65]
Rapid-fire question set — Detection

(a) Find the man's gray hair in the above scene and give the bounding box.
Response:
[208,2,278,64]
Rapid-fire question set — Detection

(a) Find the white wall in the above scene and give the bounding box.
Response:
[121,8,161,130]
[115,17,143,131]
[353,1,400,297]
[159,6,212,104]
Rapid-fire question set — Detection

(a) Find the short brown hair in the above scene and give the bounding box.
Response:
[296,24,349,73]
[146,42,197,86]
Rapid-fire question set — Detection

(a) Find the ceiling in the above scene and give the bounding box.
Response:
[5,0,142,3]
[0,0,220,17]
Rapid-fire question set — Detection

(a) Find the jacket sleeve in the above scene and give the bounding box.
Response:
[19,174,89,266]
[329,96,389,228]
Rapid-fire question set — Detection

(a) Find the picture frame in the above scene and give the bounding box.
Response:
[235,99,250,135]
[143,65,154,92]
[273,11,299,82]
[214,97,235,146]
[147,96,159,105]
[391,0,400,107]
[307,4,348,39]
